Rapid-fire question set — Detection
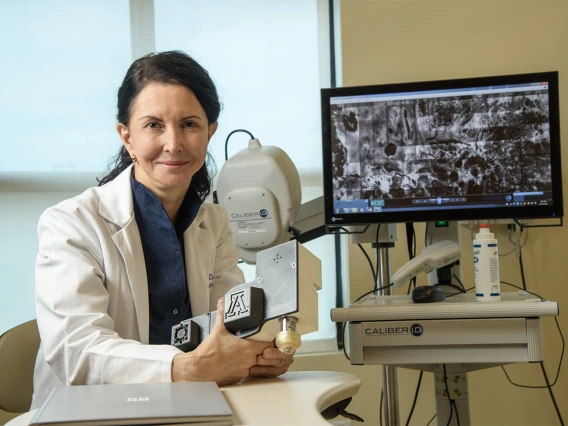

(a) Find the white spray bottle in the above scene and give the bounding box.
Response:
[473,224,501,301]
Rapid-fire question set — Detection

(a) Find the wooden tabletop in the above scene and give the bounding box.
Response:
[7,371,362,426]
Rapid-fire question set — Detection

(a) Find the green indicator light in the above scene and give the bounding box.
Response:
[435,221,449,227]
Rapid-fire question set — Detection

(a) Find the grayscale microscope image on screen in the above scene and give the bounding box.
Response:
[330,87,552,209]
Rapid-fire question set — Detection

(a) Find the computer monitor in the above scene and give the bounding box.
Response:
[321,71,563,227]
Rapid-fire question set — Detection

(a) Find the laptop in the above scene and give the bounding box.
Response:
[29,382,233,426]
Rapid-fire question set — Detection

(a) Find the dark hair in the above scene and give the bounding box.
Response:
[97,50,220,200]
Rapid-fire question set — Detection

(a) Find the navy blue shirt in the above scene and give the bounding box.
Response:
[131,171,202,345]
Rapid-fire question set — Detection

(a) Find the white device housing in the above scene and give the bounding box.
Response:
[216,139,302,264]
[250,242,322,343]
[391,240,461,288]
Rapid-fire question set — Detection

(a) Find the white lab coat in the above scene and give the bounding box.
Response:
[31,165,245,409]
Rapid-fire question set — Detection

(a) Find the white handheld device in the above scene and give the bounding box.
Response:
[391,240,461,288]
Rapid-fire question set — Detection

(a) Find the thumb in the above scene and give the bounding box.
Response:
[213,297,227,331]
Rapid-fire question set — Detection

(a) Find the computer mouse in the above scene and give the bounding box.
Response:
[411,285,446,303]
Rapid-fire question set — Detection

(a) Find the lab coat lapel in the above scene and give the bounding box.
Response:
[99,165,150,344]
[111,222,149,343]
[184,205,215,317]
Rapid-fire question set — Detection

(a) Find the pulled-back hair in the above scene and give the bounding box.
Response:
[97,51,220,199]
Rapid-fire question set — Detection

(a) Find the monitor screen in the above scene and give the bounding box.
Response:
[321,72,563,227]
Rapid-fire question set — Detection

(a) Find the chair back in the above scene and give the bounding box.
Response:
[0,320,40,424]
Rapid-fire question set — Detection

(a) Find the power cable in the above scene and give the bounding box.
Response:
[426,413,437,425]
[406,223,417,295]
[452,274,466,292]
[434,282,466,294]
[404,371,423,426]
[341,282,395,361]
[341,322,350,361]
[354,283,395,304]
[340,226,391,361]
[507,226,529,248]
[357,243,377,284]
[380,388,384,426]
[541,362,564,425]
[519,248,527,291]
[446,286,475,298]
[501,317,564,389]
[443,364,454,426]
[452,400,461,426]
[374,224,381,291]
[499,241,565,425]
[224,129,255,161]
[499,281,542,299]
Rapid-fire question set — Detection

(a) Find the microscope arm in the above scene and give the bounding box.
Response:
[171,240,322,354]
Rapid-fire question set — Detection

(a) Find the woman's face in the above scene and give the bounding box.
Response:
[117,83,217,196]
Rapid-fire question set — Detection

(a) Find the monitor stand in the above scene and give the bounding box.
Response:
[427,221,471,425]
[348,221,467,426]
[349,224,400,426]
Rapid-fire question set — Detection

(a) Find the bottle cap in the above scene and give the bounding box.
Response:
[480,224,489,228]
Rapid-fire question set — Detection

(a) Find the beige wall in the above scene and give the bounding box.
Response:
[292,1,568,425]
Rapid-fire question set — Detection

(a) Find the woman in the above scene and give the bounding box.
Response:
[31,51,293,410]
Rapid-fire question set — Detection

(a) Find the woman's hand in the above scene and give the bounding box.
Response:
[172,298,274,385]
[249,346,294,378]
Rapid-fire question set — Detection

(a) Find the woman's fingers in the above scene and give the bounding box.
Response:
[249,355,294,377]
[256,347,294,365]
[256,352,294,366]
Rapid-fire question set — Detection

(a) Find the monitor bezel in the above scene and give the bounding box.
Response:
[321,71,563,226]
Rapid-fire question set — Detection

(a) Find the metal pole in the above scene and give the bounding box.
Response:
[377,245,400,426]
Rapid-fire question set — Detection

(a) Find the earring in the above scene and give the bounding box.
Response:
[131,154,137,163]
